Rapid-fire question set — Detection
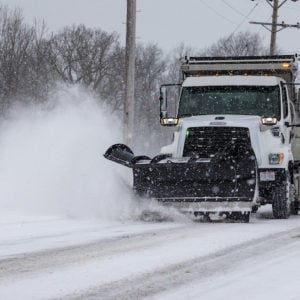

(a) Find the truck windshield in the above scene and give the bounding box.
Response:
[178,85,280,119]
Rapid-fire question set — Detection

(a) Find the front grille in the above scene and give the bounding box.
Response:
[183,127,251,158]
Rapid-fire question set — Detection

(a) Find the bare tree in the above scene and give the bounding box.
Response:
[26,21,57,102]
[202,31,268,57]
[165,43,200,83]
[133,43,167,153]
[0,6,57,111]
[0,6,35,109]
[51,25,124,110]
[101,43,125,112]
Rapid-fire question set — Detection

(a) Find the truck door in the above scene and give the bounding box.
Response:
[288,86,300,162]
[281,83,292,145]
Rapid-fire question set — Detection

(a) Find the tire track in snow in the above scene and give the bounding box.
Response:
[67,226,300,300]
[0,224,189,279]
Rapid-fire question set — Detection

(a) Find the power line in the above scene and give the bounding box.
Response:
[199,0,236,25]
[221,0,248,18]
[284,4,300,11]
[231,2,259,35]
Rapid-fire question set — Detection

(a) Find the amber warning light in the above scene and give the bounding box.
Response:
[281,62,290,69]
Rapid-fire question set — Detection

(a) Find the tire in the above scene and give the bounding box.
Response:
[290,201,299,215]
[289,184,298,215]
[241,212,250,223]
[228,212,250,223]
[272,184,290,219]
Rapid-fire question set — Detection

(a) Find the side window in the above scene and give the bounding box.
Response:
[281,83,288,119]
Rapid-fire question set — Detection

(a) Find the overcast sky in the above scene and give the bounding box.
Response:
[1,0,300,53]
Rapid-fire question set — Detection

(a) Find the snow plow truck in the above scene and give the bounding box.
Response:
[104,55,300,222]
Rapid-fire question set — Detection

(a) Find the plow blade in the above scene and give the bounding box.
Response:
[104,144,257,213]
[104,143,151,167]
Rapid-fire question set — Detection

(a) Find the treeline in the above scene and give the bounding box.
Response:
[0,5,268,153]
[0,6,123,112]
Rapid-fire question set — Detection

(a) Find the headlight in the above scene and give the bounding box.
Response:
[269,153,284,165]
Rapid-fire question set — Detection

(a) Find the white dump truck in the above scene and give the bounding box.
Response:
[105,55,300,222]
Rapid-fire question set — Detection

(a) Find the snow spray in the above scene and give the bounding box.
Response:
[0,86,136,221]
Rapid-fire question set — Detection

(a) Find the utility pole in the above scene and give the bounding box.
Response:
[250,0,300,55]
[270,0,279,55]
[124,0,136,148]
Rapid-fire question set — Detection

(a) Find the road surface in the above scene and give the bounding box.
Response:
[0,207,300,300]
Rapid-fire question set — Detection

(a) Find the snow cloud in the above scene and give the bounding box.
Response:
[0,86,135,221]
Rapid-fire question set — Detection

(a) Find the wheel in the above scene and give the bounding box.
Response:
[241,212,250,223]
[290,199,299,215]
[228,212,250,223]
[289,183,298,215]
[272,183,291,219]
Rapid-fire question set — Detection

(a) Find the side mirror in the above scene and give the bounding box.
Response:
[159,83,181,126]
[159,86,168,120]
[261,117,278,126]
[161,117,179,126]
[260,117,278,132]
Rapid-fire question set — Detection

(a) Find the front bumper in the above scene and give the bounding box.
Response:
[160,199,252,213]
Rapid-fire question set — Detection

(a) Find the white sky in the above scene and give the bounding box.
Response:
[1,0,300,53]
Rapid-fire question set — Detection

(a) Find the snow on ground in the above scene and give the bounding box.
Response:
[0,215,182,258]
[152,213,300,300]
[154,244,300,300]
[0,209,300,299]
[0,87,300,299]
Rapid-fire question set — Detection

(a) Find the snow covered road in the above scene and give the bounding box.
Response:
[1,209,300,300]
